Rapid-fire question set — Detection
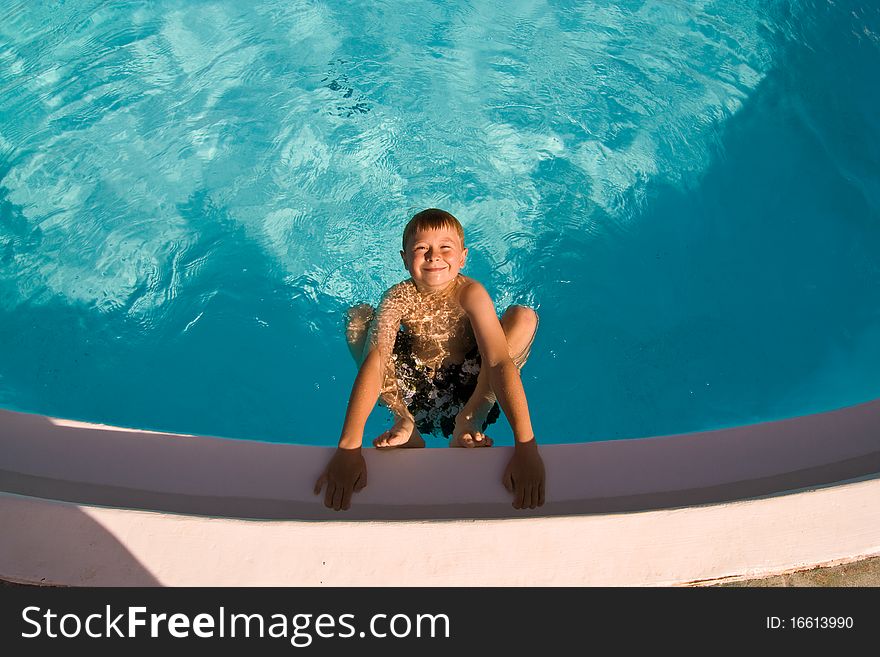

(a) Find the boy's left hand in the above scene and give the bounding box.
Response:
[502,438,545,509]
[313,447,367,511]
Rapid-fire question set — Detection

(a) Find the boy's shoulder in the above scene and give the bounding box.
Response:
[376,279,417,310]
[378,276,490,307]
[456,275,482,291]
[455,275,490,305]
[383,278,416,299]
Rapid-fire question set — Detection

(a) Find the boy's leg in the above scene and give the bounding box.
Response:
[451,305,539,447]
[346,304,374,365]
[502,304,539,369]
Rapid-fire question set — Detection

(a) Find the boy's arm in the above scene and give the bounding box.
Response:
[338,288,410,448]
[460,282,545,508]
[460,282,534,442]
[314,288,404,510]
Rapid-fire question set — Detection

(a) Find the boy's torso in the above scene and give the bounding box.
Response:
[390,274,477,372]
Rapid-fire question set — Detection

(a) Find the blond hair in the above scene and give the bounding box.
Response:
[402,209,464,250]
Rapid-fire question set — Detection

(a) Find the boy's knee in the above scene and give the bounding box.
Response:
[504,305,538,331]
[347,303,374,328]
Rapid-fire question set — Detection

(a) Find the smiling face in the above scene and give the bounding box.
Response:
[400,226,468,293]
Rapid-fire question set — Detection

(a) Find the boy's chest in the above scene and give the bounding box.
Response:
[400,301,473,343]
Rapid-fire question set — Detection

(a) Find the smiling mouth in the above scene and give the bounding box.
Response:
[423,267,446,272]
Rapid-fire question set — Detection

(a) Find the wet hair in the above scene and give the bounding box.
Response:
[402,209,465,250]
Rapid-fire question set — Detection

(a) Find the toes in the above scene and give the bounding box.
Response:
[375,429,411,448]
[452,431,497,448]
[470,432,493,447]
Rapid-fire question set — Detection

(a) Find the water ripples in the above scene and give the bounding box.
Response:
[1,0,788,319]
[1,0,879,441]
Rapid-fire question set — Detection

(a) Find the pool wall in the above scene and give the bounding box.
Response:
[1,402,879,585]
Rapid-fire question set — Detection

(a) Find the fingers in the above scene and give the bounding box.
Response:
[324,481,335,509]
[323,480,347,511]
[510,482,544,509]
[354,469,367,491]
[330,482,344,510]
[340,482,353,510]
[322,478,365,510]
[318,449,366,511]
[513,480,526,509]
[502,465,514,492]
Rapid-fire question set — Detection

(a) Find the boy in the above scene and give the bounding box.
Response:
[314,209,545,510]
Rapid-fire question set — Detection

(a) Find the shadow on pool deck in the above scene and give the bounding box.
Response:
[0,501,161,587]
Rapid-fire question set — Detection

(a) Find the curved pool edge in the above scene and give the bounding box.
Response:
[1,401,879,585]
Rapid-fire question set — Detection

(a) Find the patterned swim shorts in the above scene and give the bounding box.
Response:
[388,329,501,439]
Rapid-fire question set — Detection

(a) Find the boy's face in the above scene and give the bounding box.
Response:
[400,226,468,292]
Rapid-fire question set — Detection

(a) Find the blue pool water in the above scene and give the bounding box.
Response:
[1,1,878,446]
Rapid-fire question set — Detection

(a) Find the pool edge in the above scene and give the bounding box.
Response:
[2,401,879,585]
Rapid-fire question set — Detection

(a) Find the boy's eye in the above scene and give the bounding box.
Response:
[411,244,454,253]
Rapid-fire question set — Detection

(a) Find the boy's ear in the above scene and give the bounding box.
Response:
[400,249,407,266]
[461,247,468,266]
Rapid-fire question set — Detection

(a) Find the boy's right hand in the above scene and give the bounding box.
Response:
[313,447,367,511]
[502,438,545,509]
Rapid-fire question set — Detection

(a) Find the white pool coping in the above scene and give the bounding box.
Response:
[1,401,879,586]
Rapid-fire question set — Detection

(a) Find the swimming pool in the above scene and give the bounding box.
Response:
[1,0,878,446]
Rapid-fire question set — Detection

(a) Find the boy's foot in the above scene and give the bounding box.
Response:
[373,416,425,448]
[451,395,497,448]
[450,414,494,448]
